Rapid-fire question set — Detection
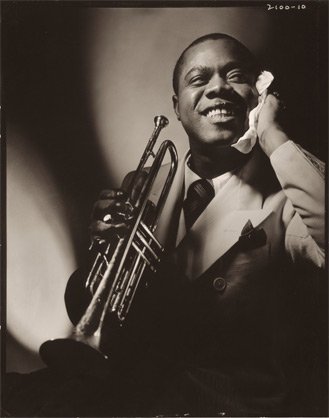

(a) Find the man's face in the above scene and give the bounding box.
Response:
[173,39,259,147]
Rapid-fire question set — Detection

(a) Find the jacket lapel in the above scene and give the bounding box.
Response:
[175,148,274,280]
[149,146,275,280]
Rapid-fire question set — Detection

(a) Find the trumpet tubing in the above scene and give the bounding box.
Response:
[39,116,178,374]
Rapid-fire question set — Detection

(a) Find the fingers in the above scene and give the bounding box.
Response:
[266,91,287,111]
[264,93,280,109]
[90,219,130,240]
[93,199,132,219]
[92,189,130,218]
[90,172,148,241]
[258,93,286,127]
[99,189,126,199]
[91,188,134,240]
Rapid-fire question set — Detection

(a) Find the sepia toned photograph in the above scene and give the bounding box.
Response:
[2,1,328,416]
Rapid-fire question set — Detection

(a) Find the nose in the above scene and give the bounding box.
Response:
[205,74,231,98]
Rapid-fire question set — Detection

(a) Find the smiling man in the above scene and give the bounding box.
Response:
[171,34,287,177]
[88,33,325,416]
[3,33,326,418]
[173,35,259,168]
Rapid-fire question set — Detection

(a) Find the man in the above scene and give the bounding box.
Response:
[88,33,325,416]
[4,33,325,417]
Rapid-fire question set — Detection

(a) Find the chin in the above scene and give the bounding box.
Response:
[200,122,244,145]
[203,132,240,147]
[189,124,244,148]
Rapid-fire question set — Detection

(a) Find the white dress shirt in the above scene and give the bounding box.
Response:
[176,155,233,246]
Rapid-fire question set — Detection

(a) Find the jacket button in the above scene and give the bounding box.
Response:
[213,277,227,292]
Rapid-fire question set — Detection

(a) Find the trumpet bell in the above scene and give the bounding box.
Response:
[39,338,110,377]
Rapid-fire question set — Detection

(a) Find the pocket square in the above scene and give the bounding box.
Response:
[239,220,267,250]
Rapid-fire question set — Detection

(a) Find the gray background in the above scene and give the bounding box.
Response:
[3,2,327,372]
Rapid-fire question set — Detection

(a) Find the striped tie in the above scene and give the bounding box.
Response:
[183,179,215,230]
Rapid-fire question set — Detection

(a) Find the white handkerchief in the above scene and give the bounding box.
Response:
[232,71,274,154]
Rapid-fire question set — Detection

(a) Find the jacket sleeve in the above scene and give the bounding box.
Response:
[270,140,325,268]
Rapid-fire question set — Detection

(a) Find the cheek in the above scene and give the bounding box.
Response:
[246,88,259,109]
[250,87,259,108]
[235,85,258,109]
[178,90,202,115]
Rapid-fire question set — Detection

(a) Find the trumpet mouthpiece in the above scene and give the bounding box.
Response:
[154,115,169,129]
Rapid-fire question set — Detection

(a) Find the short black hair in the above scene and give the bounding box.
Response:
[172,33,261,95]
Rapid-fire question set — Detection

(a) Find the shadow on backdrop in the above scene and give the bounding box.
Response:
[3,2,327,376]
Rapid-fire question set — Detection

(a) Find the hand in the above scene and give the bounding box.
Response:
[257,93,289,156]
[89,170,148,242]
[90,189,134,241]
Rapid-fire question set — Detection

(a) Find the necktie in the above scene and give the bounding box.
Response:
[183,179,215,230]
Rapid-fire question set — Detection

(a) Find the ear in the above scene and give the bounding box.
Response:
[172,95,181,121]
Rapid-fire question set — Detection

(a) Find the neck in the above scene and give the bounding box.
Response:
[189,142,251,179]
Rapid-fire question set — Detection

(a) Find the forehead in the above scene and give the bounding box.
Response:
[181,39,252,76]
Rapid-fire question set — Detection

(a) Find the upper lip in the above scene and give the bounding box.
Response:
[200,101,242,116]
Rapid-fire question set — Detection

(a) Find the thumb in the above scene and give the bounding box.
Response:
[122,170,148,203]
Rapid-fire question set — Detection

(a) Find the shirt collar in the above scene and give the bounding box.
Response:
[184,154,234,198]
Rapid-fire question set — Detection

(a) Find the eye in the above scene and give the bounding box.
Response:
[189,75,207,86]
[227,70,249,83]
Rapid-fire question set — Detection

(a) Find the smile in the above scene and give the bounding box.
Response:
[201,102,242,121]
[206,108,235,118]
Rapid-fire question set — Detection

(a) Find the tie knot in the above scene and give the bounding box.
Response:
[183,179,215,230]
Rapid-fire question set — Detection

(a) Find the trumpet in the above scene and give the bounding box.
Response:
[39,116,178,375]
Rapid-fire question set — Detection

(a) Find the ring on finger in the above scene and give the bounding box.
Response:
[103,213,113,223]
[271,91,287,110]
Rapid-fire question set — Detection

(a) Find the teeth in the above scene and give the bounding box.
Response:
[206,108,234,118]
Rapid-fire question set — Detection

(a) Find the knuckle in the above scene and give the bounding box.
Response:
[99,189,113,198]
[96,220,112,232]
[100,189,125,199]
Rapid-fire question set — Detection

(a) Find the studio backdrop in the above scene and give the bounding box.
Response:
[3,2,326,372]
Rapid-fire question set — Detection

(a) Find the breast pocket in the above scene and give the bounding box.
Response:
[226,242,271,276]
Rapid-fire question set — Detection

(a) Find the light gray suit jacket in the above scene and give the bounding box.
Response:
[142,140,325,416]
[151,140,324,275]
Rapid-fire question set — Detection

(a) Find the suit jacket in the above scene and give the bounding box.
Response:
[4,142,325,418]
[64,140,325,416]
[137,140,325,416]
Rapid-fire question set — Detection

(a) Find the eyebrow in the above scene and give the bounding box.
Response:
[184,65,209,82]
